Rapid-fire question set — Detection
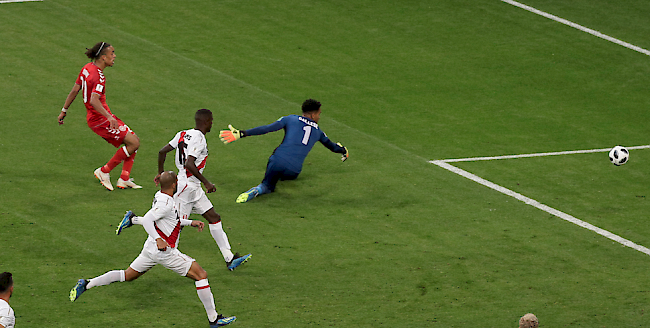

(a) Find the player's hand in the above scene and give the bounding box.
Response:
[219,124,243,144]
[204,181,216,193]
[153,173,162,186]
[58,111,67,125]
[337,143,349,162]
[191,220,205,232]
[108,117,119,130]
[156,238,170,251]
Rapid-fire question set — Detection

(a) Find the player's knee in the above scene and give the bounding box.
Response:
[204,209,221,223]
[125,134,140,151]
[124,268,141,282]
[189,264,208,280]
[131,136,140,150]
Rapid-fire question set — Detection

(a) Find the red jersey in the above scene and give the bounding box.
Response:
[75,62,114,128]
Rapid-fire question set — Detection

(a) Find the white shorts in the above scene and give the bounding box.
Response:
[130,240,195,276]
[175,180,213,219]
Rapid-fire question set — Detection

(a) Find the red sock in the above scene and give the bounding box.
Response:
[120,150,137,180]
[102,146,129,174]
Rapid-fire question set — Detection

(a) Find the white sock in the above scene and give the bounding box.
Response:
[87,270,125,289]
[209,222,234,262]
[131,216,142,225]
[195,279,218,322]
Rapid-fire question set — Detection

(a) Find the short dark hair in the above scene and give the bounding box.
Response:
[85,42,112,60]
[195,108,213,122]
[302,99,321,113]
[0,272,13,293]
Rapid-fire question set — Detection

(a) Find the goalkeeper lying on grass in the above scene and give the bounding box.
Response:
[219,99,348,203]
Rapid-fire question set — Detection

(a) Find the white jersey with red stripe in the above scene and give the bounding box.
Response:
[168,129,209,186]
[143,191,183,249]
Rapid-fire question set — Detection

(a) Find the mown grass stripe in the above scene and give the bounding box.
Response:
[502,0,650,56]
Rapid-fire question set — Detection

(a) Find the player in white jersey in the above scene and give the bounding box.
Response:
[69,171,236,327]
[0,272,15,328]
[118,109,250,271]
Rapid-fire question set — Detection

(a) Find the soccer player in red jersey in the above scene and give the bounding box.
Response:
[58,42,142,191]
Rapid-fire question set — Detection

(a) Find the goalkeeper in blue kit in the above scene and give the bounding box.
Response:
[219,99,349,203]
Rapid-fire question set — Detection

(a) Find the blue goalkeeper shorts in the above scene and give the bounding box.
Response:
[261,155,301,192]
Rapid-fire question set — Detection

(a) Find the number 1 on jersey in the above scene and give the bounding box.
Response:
[302,126,312,145]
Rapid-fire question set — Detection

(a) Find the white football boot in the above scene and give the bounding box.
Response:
[117,178,143,189]
[94,167,114,191]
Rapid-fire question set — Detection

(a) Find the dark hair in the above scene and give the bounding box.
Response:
[195,108,213,122]
[85,42,111,60]
[302,99,321,113]
[0,272,13,293]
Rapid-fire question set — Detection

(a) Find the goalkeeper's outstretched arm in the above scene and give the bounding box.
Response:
[322,139,349,162]
[219,121,285,144]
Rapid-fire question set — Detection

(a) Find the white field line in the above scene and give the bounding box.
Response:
[430,146,650,256]
[437,145,650,163]
[0,0,42,3]
[501,0,650,56]
[431,160,650,256]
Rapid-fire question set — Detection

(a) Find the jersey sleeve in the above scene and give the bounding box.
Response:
[91,79,105,96]
[75,70,83,85]
[244,117,286,136]
[141,196,174,240]
[168,131,182,149]
[85,68,105,97]
[141,211,162,240]
[185,134,206,159]
[320,132,346,153]
[146,196,174,220]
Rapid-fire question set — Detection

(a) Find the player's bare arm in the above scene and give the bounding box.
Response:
[185,155,216,193]
[59,83,82,125]
[154,144,175,185]
[89,93,118,130]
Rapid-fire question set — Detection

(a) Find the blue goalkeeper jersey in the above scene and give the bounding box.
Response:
[244,115,345,172]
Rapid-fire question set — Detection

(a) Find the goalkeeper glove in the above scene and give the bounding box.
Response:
[219,124,244,144]
[337,143,349,162]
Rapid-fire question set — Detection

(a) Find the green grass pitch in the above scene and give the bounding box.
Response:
[1,0,650,327]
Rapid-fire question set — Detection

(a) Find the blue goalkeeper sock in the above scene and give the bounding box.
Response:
[256,184,271,195]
